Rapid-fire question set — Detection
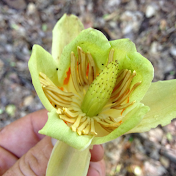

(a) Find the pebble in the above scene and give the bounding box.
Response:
[146,5,156,18]
[150,42,159,54]
[149,128,164,142]
[160,156,170,168]
[5,104,16,118]
[170,46,176,57]
[27,3,37,15]
[23,95,34,107]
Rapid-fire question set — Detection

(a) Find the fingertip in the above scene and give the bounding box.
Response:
[87,160,106,176]
[90,145,104,162]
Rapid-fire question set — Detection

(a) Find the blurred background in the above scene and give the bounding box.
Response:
[0,0,176,175]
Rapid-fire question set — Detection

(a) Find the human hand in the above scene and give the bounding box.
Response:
[0,109,105,176]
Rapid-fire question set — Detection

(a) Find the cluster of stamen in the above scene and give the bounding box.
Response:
[39,46,141,136]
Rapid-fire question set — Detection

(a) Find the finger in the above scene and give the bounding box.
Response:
[87,159,106,176]
[3,136,53,176]
[0,146,18,175]
[0,109,48,158]
[90,145,104,162]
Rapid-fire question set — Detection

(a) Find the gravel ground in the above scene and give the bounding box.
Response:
[0,0,176,175]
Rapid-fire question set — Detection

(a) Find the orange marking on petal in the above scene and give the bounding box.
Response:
[64,67,71,85]
[121,109,125,115]
[127,97,129,103]
[86,63,89,76]
[59,87,64,91]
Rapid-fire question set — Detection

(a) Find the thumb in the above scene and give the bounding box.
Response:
[3,136,53,176]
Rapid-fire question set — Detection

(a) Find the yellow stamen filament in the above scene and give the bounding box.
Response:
[90,118,97,135]
[87,52,96,85]
[80,48,89,85]
[39,46,142,136]
[82,123,91,135]
[107,48,115,65]
[71,115,82,132]
[44,90,70,108]
[77,47,85,86]
[60,115,76,123]
[111,70,131,98]
[71,52,81,92]
[77,118,90,135]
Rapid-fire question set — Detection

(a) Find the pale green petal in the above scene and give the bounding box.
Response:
[110,38,137,61]
[28,45,58,111]
[128,80,176,133]
[39,109,94,150]
[52,14,84,61]
[57,28,111,85]
[91,103,150,145]
[46,141,90,176]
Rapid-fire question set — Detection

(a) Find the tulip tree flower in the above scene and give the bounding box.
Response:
[28,14,176,176]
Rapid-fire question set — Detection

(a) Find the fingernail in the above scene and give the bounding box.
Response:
[51,138,57,146]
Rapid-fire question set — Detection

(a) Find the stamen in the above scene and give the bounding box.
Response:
[44,86,73,98]
[80,48,89,85]
[77,118,90,135]
[62,108,80,118]
[111,70,131,98]
[44,90,70,108]
[112,81,141,108]
[44,89,71,104]
[39,72,73,97]
[71,52,81,92]
[77,46,85,86]
[82,123,91,135]
[71,115,82,132]
[87,53,96,85]
[90,118,97,135]
[60,115,76,123]
[107,49,115,65]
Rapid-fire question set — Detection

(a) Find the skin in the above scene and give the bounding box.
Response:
[0,109,105,176]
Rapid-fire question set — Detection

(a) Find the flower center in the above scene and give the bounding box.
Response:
[39,46,141,136]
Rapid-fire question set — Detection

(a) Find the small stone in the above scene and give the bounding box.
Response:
[23,95,34,107]
[146,5,156,18]
[5,104,16,117]
[149,128,163,142]
[27,3,37,15]
[160,19,167,30]
[170,46,176,57]
[150,42,159,54]
[160,156,170,168]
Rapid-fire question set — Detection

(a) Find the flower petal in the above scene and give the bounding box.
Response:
[128,80,176,133]
[91,103,150,145]
[46,141,90,176]
[52,14,84,61]
[39,109,94,150]
[110,38,137,60]
[28,45,58,111]
[56,28,111,85]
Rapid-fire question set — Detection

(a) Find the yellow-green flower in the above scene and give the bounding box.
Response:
[28,14,176,175]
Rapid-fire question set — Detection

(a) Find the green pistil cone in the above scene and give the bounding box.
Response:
[81,61,119,117]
